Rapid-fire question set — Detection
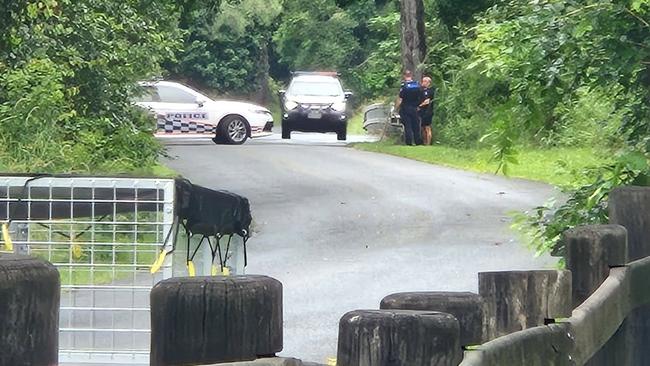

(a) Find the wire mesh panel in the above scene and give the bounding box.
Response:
[0,176,175,364]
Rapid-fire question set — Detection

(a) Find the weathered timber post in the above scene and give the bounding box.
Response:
[0,254,60,366]
[150,275,283,366]
[337,310,462,366]
[564,225,628,307]
[564,224,629,365]
[479,270,572,340]
[380,292,484,346]
[609,186,650,365]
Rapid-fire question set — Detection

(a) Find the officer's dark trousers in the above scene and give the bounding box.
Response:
[400,106,422,145]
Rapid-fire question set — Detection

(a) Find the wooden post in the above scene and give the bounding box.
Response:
[564,224,629,365]
[479,270,572,340]
[0,253,60,366]
[564,225,628,307]
[400,0,427,79]
[337,309,462,366]
[150,275,283,366]
[380,292,484,346]
[609,186,650,365]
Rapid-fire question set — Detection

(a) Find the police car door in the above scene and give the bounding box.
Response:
[151,84,212,135]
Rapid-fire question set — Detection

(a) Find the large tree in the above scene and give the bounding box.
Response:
[400,0,426,79]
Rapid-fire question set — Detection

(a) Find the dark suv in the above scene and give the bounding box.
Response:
[279,72,353,140]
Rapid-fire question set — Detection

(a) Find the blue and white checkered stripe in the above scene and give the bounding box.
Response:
[157,118,216,134]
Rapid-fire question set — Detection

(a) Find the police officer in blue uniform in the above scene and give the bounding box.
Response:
[396,70,424,145]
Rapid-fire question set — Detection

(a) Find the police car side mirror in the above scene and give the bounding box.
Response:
[344,91,353,100]
[195,98,206,107]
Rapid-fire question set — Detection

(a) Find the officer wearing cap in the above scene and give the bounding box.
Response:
[395,70,424,145]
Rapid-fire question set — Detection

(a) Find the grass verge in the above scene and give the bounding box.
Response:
[131,162,179,178]
[355,142,610,188]
[347,111,365,135]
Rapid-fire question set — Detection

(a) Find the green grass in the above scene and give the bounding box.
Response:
[127,162,178,178]
[355,142,610,188]
[347,110,365,135]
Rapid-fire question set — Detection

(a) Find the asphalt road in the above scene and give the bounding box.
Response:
[163,132,558,363]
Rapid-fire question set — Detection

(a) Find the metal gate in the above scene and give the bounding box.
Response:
[0,176,175,364]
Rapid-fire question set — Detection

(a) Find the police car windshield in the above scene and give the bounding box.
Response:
[288,80,343,97]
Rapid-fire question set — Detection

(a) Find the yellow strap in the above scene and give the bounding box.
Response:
[72,243,83,260]
[150,249,169,274]
[187,260,196,277]
[211,265,231,276]
[2,223,13,251]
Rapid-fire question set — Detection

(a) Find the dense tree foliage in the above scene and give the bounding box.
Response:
[464,0,650,256]
[3,0,650,257]
[0,0,181,172]
[169,0,281,101]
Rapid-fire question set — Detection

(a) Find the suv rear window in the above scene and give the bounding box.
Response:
[288,79,343,97]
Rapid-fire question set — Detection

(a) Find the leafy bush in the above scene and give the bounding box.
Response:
[550,86,630,148]
[0,0,180,174]
[512,149,650,257]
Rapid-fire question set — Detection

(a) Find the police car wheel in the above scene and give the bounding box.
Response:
[219,116,249,145]
[281,123,291,139]
[337,127,347,141]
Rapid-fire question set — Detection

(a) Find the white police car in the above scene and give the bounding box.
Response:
[135,81,273,144]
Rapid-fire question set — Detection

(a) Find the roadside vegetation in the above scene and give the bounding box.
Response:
[350,0,650,257]
[3,0,650,257]
[356,144,609,189]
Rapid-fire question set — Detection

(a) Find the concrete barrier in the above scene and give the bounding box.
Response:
[0,253,60,366]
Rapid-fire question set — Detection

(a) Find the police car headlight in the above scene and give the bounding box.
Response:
[284,100,299,110]
[331,101,346,112]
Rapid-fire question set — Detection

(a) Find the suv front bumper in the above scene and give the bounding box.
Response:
[283,108,347,132]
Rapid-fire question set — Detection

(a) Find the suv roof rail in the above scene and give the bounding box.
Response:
[291,71,341,77]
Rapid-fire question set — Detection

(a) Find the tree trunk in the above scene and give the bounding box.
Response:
[400,0,427,80]
[254,39,271,106]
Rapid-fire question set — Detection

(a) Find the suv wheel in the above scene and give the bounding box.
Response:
[281,123,291,139]
[337,126,347,141]
[217,116,249,145]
